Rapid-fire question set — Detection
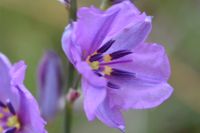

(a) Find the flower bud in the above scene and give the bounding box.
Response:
[37,51,63,121]
[66,89,80,103]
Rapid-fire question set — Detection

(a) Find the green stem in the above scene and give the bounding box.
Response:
[65,0,77,133]
[69,0,77,21]
[64,102,73,133]
[100,0,112,10]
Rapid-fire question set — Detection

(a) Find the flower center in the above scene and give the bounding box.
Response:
[0,100,21,133]
[86,40,135,89]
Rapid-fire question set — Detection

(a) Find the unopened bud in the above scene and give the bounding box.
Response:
[66,89,80,103]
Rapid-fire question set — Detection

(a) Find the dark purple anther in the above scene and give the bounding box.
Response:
[89,54,103,62]
[97,40,115,53]
[0,101,6,108]
[110,50,132,60]
[6,100,16,115]
[111,69,135,78]
[5,127,17,133]
[107,82,120,89]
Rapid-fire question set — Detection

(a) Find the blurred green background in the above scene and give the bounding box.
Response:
[1,0,200,133]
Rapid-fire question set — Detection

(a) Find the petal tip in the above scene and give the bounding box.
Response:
[145,16,153,23]
[118,125,126,133]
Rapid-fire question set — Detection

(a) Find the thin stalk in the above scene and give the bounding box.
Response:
[64,0,77,133]
[100,0,112,10]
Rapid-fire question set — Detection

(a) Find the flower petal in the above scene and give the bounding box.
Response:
[82,79,106,121]
[76,61,106,87]
[105,0,140,36]
[62,24,82,65]
[0,53,20,110]
[17,84,47,133]
[109,81,173,109]
[10,61,27,86]
[106,14,152,53]
[109,43,171,82]
[107,43,173,109]
[95,97,125,132]
[75,6,119,57]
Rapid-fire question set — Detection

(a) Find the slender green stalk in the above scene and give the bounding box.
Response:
[100,0,112,10]
[64,0,77,133]
[64,102,73,133]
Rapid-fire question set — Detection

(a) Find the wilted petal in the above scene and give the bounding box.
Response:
[82,79,106,121]
[37,51,63,121]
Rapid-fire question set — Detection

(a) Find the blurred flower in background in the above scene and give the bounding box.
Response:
[37,51,64,121]
[0,53,47,133]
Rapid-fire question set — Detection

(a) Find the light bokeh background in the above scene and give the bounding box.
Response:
[1,0,200,133]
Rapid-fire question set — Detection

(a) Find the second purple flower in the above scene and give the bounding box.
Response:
[62,1,173,132]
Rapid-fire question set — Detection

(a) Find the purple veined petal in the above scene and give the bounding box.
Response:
[62,24,82,65]
[76,61,106,87]
[10,61,27,86]
[37,51,63,121]
[109,43,171,81]
[105,14,152,53]
[82,78,106,121]
[109,80,173,109]
[0,53,20,110]
[75,6,119,57]
[0,53,11,102]
[17,84,47,133]
[95,97,125,132]
[105,0,141,37]
[107,43,173,109]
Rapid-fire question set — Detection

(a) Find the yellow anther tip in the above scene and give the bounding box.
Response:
[103,55,112,62]
[90,61,100,70]
[103,66,112,76]
[7,115,21,130]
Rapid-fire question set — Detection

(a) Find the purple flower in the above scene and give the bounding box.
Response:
[0,53,47,133]
[37,51,63,121]
[62,1,173,131]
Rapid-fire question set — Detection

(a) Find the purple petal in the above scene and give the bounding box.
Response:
[75,6,119,57]
[76,61,106,87]
[62,24,82,65]
[17,85,47,133]
[105,0,140,37]
[109,43,171,82]
[82,79,106,121]
[0,53,20,110]
[106,14,152,53]
[107,43,173,109]
[109,81,173,109]
[95,97,125,132]
[10,61,27,86]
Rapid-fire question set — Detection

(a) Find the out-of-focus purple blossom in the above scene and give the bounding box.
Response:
[62,1,173,132]
[0,53,47,133]
[37,51,63,121]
